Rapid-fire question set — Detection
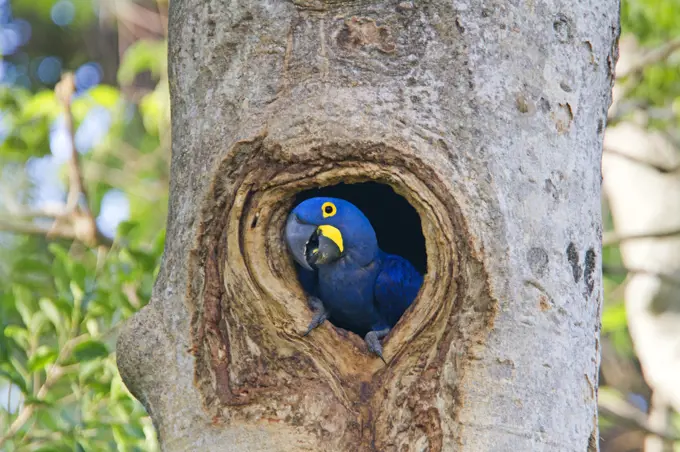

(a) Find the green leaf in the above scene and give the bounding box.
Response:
[3,325,29,349]
[85,318,99,336]
[12,285,34,326]
[24,394,54,407]
[0,136,30,160]
[13,0,96,29]
[70,281,84,306]
[152,229,166,256]
[47,243,71,271]
[72,340,109,362]
[139,80,169,135]
[125,248,157,272]
[48,243,71,266]
[112,424,129,449]
[18,119,50,151]
[70,97,92,123]
[12,256,52,276]
[116,220,139,237]
[32,442,72,452]
[602,303,628,333]
[21,90,61,121]
[87,380,111,395]
[118,40,167,85]
[111,373,128,400]
[27,346,58,372]
[88,85,121,109]
[0,85,30,107]
[36,409,66,432]
[78,359,103,382]
[28,311,47,336]
[0,364,28,394]
[39,298,63,332]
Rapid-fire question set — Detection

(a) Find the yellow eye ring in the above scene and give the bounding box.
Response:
[321,202,337,218]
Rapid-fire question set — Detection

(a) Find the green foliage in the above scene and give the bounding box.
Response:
[140,79,170,136]
[118,40,168,86]
[620,0,680,111]
[12,0,95,30]
[0,240,162,450]
[0,87,53,160]
[622,0,680,44]
[0,12,169,449]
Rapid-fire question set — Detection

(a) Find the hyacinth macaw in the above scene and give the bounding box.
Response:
[284,197,423,362]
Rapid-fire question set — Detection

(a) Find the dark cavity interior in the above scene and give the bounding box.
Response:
[293,182,427,275]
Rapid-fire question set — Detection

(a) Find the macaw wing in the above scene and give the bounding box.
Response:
[373,252,423,328]
[296,264,318,296]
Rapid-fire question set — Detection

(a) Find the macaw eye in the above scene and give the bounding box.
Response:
[322,202,337,218]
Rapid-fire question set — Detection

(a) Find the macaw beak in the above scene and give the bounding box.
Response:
[285,213,343,270]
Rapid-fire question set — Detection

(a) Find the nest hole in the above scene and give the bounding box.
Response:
[292,181,427,275]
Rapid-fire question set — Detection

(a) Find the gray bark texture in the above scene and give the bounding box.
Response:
[116,0,619,450]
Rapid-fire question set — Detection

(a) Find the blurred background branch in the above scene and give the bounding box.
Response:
[598,389,680,443]
[616,35,680,80]
[0,0,168,450]
[599,2,680,449]
[603,227,680,247]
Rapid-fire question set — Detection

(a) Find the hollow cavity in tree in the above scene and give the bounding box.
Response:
[290,181,428,347]
[184,138,495,449]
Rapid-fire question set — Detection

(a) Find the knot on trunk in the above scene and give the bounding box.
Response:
[187,132,497,449]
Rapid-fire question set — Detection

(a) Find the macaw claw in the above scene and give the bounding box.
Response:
[365,328,390,364]
[307,296,324,311]
[303,296,328,336]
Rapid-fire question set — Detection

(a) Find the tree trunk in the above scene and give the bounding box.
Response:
[117,1,619,450]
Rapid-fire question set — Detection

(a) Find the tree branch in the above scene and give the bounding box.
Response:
[0,73,114,247]
[609,38,680,123]
[603,147,680,175]
[0,219,58,237]
[602,265,680,288]
[111,1,166,37]
[603,227,680,246]
[6,206,69,220]
[55,74,90,216]
[0,216,113,247]
[617,36,680,80]
[599,390,680,442]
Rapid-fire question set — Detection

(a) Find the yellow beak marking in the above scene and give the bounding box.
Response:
[317,225,344,253]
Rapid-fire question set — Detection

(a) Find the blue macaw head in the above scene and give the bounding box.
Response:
[285,197,378,270]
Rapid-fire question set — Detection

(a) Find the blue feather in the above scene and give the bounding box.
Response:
[289,197,423,337]
[373,251,424,328]
[296,264,317,296]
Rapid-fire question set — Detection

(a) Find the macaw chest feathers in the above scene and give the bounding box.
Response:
[317,258,383,334]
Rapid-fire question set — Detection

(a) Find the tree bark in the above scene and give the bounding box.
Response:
[117,1,619,450]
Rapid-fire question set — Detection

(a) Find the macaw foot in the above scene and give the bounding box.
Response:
[303,296,328,337]
[364,328,390,364]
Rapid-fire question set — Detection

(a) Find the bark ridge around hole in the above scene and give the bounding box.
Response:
[186,135,497,450]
